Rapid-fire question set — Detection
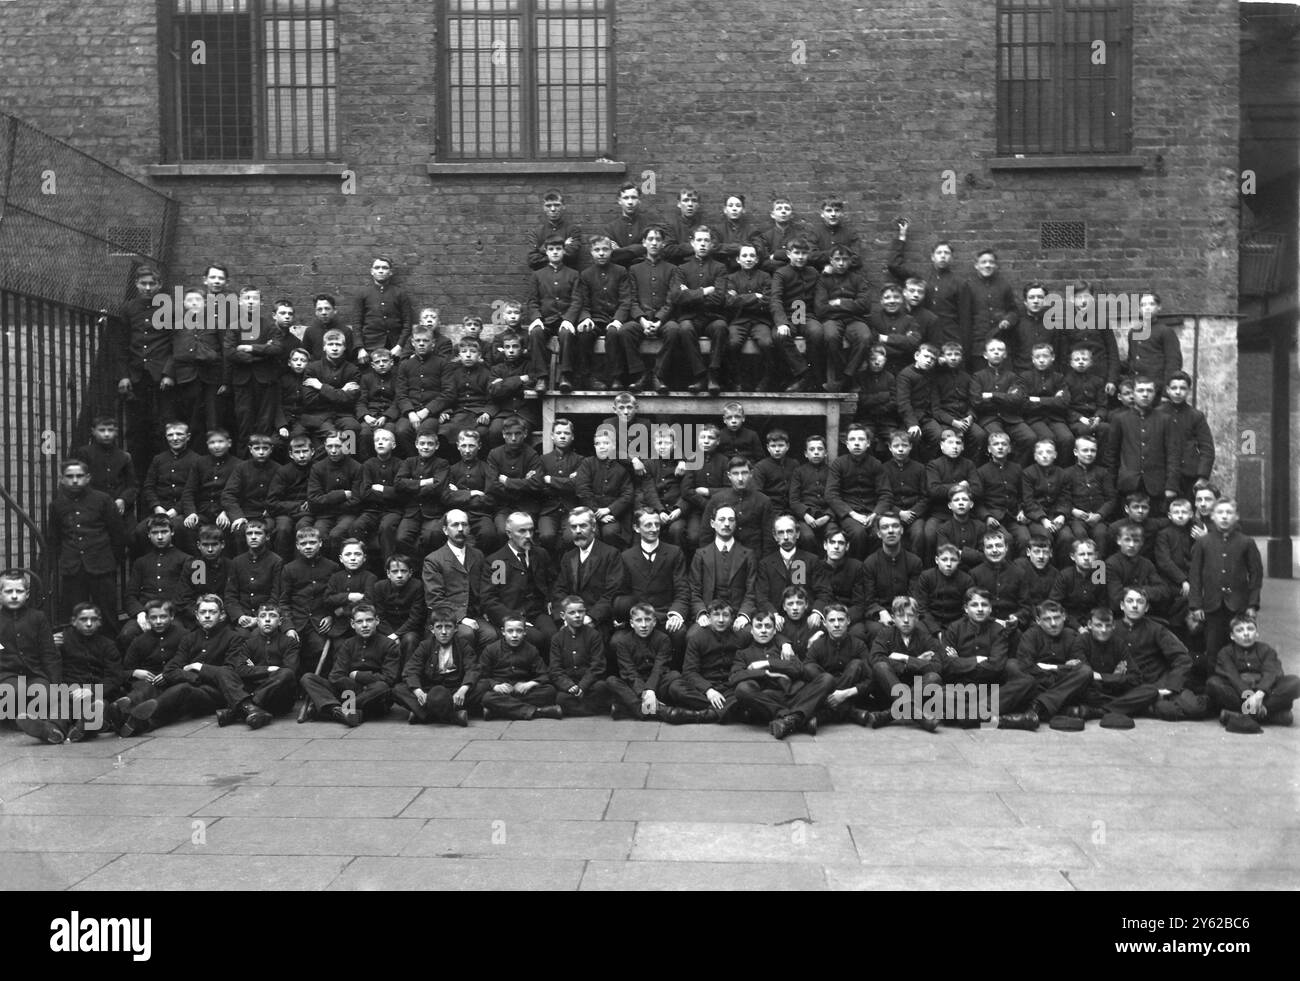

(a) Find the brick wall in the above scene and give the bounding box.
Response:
[0,0,1240,320]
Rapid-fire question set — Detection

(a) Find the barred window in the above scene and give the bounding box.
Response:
[161,0,339,162]
[440,0,613,161]
[996,0,1132,156]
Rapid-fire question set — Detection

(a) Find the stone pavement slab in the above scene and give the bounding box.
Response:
[804,790,1020,826]
[262,760,474,786]
[186,817,426,856]
[0,815,194,852]
[645,762,832,791]
[996,791,1233,831]
[329,857,586,890]
[0,783,228,816]
[196,786,420,818]
[853,827,1093,869]
[580,860,828,891]
[0,851,119,890]
[824,866,1076,891]
[452,739,628,761]
[605,789,807,823]
[401,819,635,860]
[631,822,858,864]
[399,787,611,820]
[623,741,793,764]
[461,760,648,788]
[73,854,349,890]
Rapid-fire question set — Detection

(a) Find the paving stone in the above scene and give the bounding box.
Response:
[997,792,1233,831]
[0,851,119,890]
[0,815,194,852]
[73,853,349,890]
[851,827,1093,868]
[1064,868,1300,891]
[606,789,807,824]
[89,759,279,787]
[400,788,611,820]
[0,757,119,783]
[329,856,585,890]
[581,860,828,891]
[653,724,785,742]
[631,822,858,864]
[825,763,1020,792]
[453,739,628,762]
[792,738,967,765]
[805,791,1020,827]
[1001,764,1199,795]
[646,763,831,791]
[338,723,501,741]
[184,817,426,856]
[825,866,1075,890]
[461,761,648,788]
[498,719,658,741]
[119,738,308,760]
[195,785,420,818]
[264,760,475,787]
[625,741,794,764]
[1193,792,1300,829]
[0,783,41,805]
[282,740,469,760]
[1073,829,1300,870]
[401,819,634,860]
[0,783,229,816]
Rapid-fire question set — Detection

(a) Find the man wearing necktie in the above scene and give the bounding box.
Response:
[552,507,625,669]
[687,505,757,647]
[481,512,558,652]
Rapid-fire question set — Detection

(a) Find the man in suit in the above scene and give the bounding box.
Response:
[687,505,757,644]
[615,508,690,666]
[755,514,827,617]
[421,508,491,650]
[481,511,558,652]
[551,507,624,669]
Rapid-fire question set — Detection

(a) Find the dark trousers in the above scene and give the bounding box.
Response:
[606,323,646,379]
[805,659,872,713]
[234,382,281,450]
[152,680,233,727]
[173,379,220,439]
[396,515,445,560]
[939,660,1037,714]
[242,668,299,715]
[1205,674,1300,715]
[124,375,175,468]
[478,681,558,719]
[663,675,736,718]
[606,676,659,717]
[727,321,808,386]
[351,509,401,561]
[654,321,705,384]
[735,673,835,723]
[59,568,120,632]
[1027,663,1094,717]
[870,662,944,713]
[678,315,728,371]
[300,673,393,717]
[556,678,615,717]
[392,679,480,723]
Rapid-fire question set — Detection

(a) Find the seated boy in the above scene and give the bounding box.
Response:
[717,402,764,462]
[576,236,634,391]
[393,605,474,726]
[549,595,613,716]
[1049,538,1108,630]
[672,226,729,394]
[1207,615,1298,732]
[278,526,339,676]
[526,189,583,271]
[269,436,318,559]
[627,226,688,393]
[971,337,1034,463]
[437,337,494,444]
[661,599,741,724]
[120,516,191,649]
[366,553,426,662]
[486,416,542,540]
[854,344,901,452]
[1020,438,1073,563]
[487,331,540,443]
[1021,342,1071,457]
[752,428,798,511]
[394,431,449,559]
[878,430,929,560]
[825,422,891,559]
[607,602,673,720]
[299,330,363,448]
[912,544,975,635]
[308,430,363,555]
[1109,586,1206,721]
[223,602,299,722]
[1063,344,1111,459]
[922,428,979,558]
[470,612,562,721]
[1015,599,1092,725]
[971,430,1029,554]
[534,417,584,556]
[576,426,635,549]
[896,344,940,456]
[299,601,399,727]
[866,595,942,731]
[769,237,823,391]
[865,283,921,379]
[933,485,984,572]
[803,601,872,726]
[813,245,872,388]
[1062,434,1116,557]
[937,586,1037,729]
[445,429,499,554]
[730,606,831,738]
[930,342,982,459]
[351,427,404,561]
[525,234,582,392]
[790,434,832,553]
[725,243,804,392]
[356,346,400,458]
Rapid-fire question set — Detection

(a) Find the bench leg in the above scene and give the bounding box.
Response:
[542,398,555,454]
[826,401,841,458]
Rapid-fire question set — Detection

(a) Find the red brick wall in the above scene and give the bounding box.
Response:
[0,0,1239,320]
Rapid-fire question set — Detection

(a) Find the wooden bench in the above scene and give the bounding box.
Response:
[532,391,857,457]
[546,333,804,382]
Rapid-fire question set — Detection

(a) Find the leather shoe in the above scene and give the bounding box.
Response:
[16,714,64,744]
[802,714,818,737]
[652,375,669,394]
[452,709,470,727]
[105,696,130,732]
[532,705,563,720]
[848,707,871,727]
[867,710,894,729]
[330,706,361,727]
[687,377,705,393]
[119,698,158,737]
[707,371,722,394]
[215,708,238,727]
[997,710,1041,731]
[244,706,273,730]
[916,712,940,733]
[1268,709,1293,727]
